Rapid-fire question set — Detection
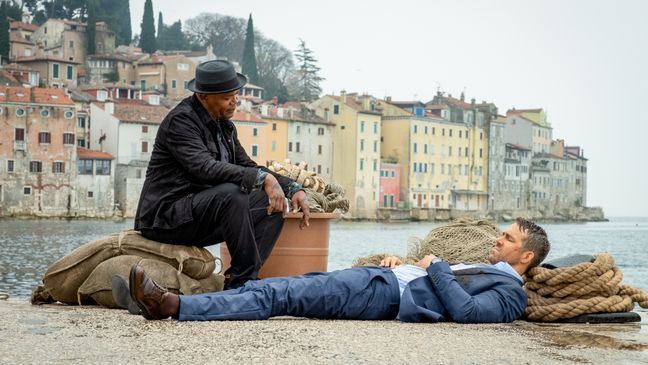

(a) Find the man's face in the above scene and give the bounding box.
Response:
[199,90,238,119]
[488,223,529,265]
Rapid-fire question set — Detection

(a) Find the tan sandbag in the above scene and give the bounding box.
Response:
[118,231,216,279]
[37,231,216,305]
[41,233,121,304]
[78,255,225,308]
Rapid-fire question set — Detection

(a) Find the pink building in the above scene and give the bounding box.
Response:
[379,162,400,208]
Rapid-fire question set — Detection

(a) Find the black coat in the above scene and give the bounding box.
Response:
[134,95,292,230]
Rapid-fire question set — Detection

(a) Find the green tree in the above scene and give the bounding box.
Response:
[0,2,9,62]
[86,0,96,54]
[6,1,22,20]
[118,0,132,45]
[241,14,258,84]
[163,20,186,50]
[138,0,156,53]
[293,39,324,102]
[156,11,164,50]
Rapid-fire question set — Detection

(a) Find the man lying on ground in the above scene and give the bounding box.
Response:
[128,218,550,323]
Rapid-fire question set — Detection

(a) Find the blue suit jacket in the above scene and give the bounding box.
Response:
[398,262,527,323]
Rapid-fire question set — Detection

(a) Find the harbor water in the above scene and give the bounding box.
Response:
[1,217,647,301]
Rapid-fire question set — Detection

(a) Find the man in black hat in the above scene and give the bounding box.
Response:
[134,60,310,290]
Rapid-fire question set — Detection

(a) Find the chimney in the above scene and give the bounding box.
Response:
[105,102,114,115]
[361,95,371,110]
[340,89,346,103]
[460,92,465,101]
[471,98,475,105]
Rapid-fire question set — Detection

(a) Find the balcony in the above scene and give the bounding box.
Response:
[14,141,25,151]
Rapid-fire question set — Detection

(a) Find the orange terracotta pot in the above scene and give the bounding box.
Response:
[220,212,340,278]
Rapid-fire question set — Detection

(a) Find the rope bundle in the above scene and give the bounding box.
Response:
[524,253,648,321]
[268,159,349,213]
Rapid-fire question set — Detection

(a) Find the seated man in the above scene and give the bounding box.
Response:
[129,218,550,323]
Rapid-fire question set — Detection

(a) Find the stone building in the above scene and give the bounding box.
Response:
[30,19,115,63]
[488,115,507,211]
[75,147,115,217]
[505,108,552,155]
[14,56,80,88]
[0,87,77,216]
[502,143,531,210]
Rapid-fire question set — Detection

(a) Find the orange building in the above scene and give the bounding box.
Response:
[230,111,269,165]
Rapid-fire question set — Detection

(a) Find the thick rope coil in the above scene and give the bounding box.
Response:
[267,159,349,213]
[524,252,648,321]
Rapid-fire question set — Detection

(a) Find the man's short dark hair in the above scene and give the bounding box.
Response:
[515,217,550,269]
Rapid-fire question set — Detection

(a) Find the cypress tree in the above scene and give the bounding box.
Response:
[0,2,9,62]
[156,11,164,50]
[241,14,258,84]
[86,0,96,54]
[138,0,156,53]
[119,0,132,45]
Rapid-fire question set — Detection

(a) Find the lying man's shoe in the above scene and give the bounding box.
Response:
[111,275,142,315]
[129,264,179,320]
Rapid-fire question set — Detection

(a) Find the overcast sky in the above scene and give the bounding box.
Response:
[131,0,648,217]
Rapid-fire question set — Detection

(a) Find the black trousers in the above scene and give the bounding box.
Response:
[141,183,284,288]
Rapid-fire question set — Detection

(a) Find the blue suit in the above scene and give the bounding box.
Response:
[178,262,527,323]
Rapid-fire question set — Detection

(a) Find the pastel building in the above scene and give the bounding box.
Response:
[505,108,552,155]
[379,162,400,208]
[230,111,268,165]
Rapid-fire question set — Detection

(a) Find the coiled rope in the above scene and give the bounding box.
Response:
[0,292,9,300]
[524,253,648,321]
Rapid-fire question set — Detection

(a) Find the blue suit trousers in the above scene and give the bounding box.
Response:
[178,266,401,321]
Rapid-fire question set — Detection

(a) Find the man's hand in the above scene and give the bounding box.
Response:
[380,256,403,268]
[290,190,310,229]
[264,173,286,215]
[415,254,438,268]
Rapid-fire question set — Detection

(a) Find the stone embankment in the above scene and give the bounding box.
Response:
[1,300,646,364]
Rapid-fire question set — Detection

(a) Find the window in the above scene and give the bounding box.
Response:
[271,140,276,151]
[172,80,177,89]
[431,163,435,174]
[296,126,301,134]
[78,160,93,174]
[449,129,453,137]
[479,148,483,158]
[273,123,277,131]
[96,160,111,175]
[15,128,25,141]
[66,65,73,80]
[63,133,75,145]
[184,80,189,89]
[360,121,365,133]
[317,165,322,174]
[64,111,74,119]
[88,191,94,198]
[251,145,258,157]
[480,132,483,140]
[373,140,378,152]
[432,127,435,135]
[413,143,417,153]
[413,162,417,172]
[333,105,339,114]
[448,146,452,156]
[7,160,14,173]
[288,142,293,152]
[360,139,364,151]
[140,80,146,90]
[52,161,65,173]
[40,109,50,117]
[465,148,468,157]
[77,139,85,147]
[141,141,149,153]
[373,122,378,134]
[413,125,417,134]
[29,161,42,173]
[78,117,86,128]
[442,128,445,136]
[373,159,377,171]
[16,108,25,117]
[24,186,32,195]
[359,159,364,171]
[391,170,395,177]
[317,127,324,135]
[318,145,322,155]
[97,90,108,101]
[177,63,189,71]
[142,126,148,133]
[39,132,51,144]
[424,126,428,134]
[53,63,60,79]
[296,142,300,152]
[459,131,462,138]
[253,128,258,136]
[441,164,445,174]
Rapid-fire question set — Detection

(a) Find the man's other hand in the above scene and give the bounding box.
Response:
[290,190,310,229]
[380,256,403,268]
[415,254,438,268]
[264,173,286,215]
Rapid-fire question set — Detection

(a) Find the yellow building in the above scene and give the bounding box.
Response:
[310,92,381,218]
[260,115,289,165]
[230,111,268,165]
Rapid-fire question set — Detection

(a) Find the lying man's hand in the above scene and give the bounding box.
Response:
[290,190,310,229]
[380,256,403,268]
[264,173,286,215]
[415,254,438,268]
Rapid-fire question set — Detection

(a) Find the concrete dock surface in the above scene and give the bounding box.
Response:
[1,300,647,364]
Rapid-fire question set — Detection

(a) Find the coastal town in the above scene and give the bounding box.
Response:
[0,2,603,222]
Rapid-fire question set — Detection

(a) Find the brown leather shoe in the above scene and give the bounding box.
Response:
[129,264,177,320]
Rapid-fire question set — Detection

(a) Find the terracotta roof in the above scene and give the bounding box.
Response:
[3,63,35,72]
[506,143,531,151]
[138,55,183,65]
[10,21,38,32]
[0,87,73,105]
[77,147,114,160]
[328,95,382,115]
[14,56,82,64]
[507,108,543,114]
[231,111,266,124]
[0,71,21,86]
[113,103,169,124]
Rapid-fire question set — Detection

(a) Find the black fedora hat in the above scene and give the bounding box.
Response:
[187,60,248,94]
